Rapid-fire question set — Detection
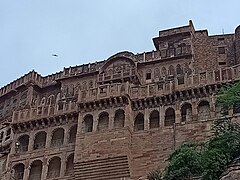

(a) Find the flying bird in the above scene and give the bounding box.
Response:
[52,54,58,57]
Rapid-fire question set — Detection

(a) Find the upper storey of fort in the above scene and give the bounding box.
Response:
[0,21,240,106]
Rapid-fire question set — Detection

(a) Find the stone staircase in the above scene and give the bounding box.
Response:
[74,155,130,180]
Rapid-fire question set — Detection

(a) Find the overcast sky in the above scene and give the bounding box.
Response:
[0,0,239,87]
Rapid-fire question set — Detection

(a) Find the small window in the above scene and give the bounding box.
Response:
[146,73,152,80]
[217,37,224,41]
[219,62,226,66]
[218,47,225,54]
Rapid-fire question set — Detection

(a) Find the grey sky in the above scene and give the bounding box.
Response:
[0,0,239,87]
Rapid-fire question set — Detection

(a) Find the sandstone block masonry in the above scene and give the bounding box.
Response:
[0,20,240,180]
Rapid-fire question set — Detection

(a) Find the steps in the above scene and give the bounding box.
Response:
[74,156,130,180]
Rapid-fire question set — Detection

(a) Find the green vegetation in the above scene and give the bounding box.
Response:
[148,82,240,180]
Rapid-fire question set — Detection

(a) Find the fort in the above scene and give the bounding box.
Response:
[0,20,240,180]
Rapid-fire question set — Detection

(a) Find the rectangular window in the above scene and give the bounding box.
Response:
[146,73,151,80]
[218,47,225,54]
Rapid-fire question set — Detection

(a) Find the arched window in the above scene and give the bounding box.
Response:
[47,95,55,105]
[198,101,210,120]
[65,154,74,176]
[29,160,42,180]
[176,64,183,75]
[154,68,160,79]
[149,110,160,129]
[97,112,109,132]
[16,135,29,153]
[168,65,175,76]
[181,103,192,122]
[69,125,77,143]
[165,108,175,126]
[47,157,61,178]
[34,131,46,150]
[114,109,125,128]
[51,128,64,147]
[162,67,167,77]
[134,113,144,131]
[13,163,24,180]
[82,115,93,133]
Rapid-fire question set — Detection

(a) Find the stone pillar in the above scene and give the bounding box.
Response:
[60,154,67,178]
[191,98,198,121]
[160,106,165,128]
[210,96,216,119]
[77,112,83,134]
[26,85,34,106]
[42,157,48,180]
[109,109,114,130]
[93,110,99,132]
[63,126,68,145]
[45,128,52,148]
[23,166,30,180]
[144,108,149,130]
[175,109,181,124]
[28,131,34,151]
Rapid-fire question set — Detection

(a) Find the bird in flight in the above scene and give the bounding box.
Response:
[52,54,58,57]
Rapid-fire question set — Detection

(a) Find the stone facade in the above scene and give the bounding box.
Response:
[0,20,240,180]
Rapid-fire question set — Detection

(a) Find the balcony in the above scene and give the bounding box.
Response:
[79,82,130,102]
[12,101,77,124]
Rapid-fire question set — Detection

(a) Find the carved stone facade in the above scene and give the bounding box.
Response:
[0,21,240,180]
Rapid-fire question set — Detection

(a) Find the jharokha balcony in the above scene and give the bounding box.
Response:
[12,101,77,124]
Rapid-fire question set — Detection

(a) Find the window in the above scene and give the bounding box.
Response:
[146,73,151,80]
[218,47,225,54]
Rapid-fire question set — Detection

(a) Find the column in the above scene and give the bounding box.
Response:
[23,166,30,180]
[144,108,149,130]
[160,106,165,128]
[41,157,48,180]
[92,110,99,132]
[60,154,67,177]
[45,128,52,148]
[210,96,215,119]
[63,126,68,146]
[28,131,34,151]
[175,104,181,124]
[109,109,114,130]
[191,98,198,121]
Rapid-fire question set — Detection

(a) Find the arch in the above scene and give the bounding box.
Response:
[154,68,160,79]
[65,154,74,176]
[47,156,61,178]
[50,128,64,148]
[69,125,77,143]
[34,131,47,150]
[114,109,125,128]
[17,134,29,153]
[40,97,46,106]
[168,65,175,76]
[100,52,136,73]
[165,108,175,126]
[180,103,192,122]
[47,95,55,105]
[149,110,160,129]
[197,100,210,120]
[134,113,144,131]
[176,64,184,75]
[97,112,109,132]
[162,67,167,77]
[29,160,42,180]
[13,163,25,180]
[82,114,93,133]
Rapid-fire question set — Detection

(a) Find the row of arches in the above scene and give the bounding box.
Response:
[81,100,211,133]
[16,125,77,153]
[144,63,192,80]
[13,154,74,180]
[82,109,125,133]
[134,101,210,131]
